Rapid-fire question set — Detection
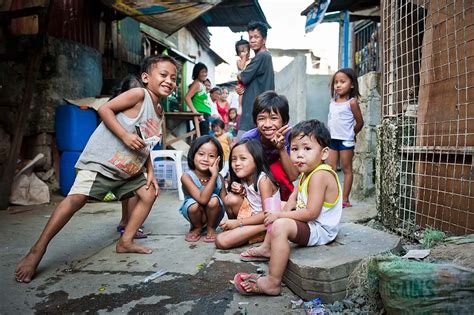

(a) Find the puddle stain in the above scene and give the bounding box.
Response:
[33,261,257,313]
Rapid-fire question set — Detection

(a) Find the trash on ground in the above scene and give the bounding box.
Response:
[303,297,327,315]
[142,269,167,283]
[402,249,430,260]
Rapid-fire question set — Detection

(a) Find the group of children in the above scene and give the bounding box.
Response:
[15,54,364,298]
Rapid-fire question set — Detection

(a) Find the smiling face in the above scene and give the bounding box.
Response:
[255,109,283,141]
[220,88,229,102]
[193,141,218,174]
[248,29,266,53]
[198,68,208,82]
[231,144,256,182]
[333,71,353,99]
[290,134,329,175]
[141,61,177,99]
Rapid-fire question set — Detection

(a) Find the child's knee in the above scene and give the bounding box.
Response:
[215,234,230,249]
[272,218,290,235]
[138,188,157,205]
[208,197,219,209]
[224,193,241,208]
[187,203,200,215]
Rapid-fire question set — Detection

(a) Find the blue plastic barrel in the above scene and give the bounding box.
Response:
[59,151,82,196]
[55,104,98,151]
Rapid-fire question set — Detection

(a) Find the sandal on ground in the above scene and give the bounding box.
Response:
[342,202,352,208]
[233,272,264,295]
[240,248,269,262]
[117,225,148,239]
[185,232,201,242]
[203,233,217,243]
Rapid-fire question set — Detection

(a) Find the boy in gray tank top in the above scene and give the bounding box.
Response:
[15,56,178,283]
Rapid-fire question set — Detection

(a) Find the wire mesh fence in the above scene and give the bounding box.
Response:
[380,0,473,236]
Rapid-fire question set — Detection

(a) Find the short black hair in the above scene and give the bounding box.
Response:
[252,91,290,125]
[140,55,178,76]
[247,21,269,38]
[211,118,225,130]
[289,119,331,149]
[192,62,208,80]
[187,135,223,171]
[229,138,278,192]
[235,37,250,55]
[209,87,221,94]
[330,68,361,99]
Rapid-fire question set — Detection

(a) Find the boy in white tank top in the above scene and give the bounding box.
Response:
[233,119,342,296]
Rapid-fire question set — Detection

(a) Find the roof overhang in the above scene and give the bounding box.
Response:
[301,0,379,15]
[202,0,269,32]
[100,0,222,35]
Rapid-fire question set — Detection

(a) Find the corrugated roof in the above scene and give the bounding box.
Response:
[202,0,269,32]
[100,0,222,35]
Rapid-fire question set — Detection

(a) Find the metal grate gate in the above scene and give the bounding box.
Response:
[381,0,473,235]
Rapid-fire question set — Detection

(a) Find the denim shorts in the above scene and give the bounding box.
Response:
[329,139,355,151]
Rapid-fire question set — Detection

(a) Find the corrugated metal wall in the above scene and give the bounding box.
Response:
[47,0,101,50]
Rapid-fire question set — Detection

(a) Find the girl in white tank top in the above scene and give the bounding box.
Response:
[326,68,364,208]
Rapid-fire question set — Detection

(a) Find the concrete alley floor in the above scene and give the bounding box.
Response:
[0,190,377,314]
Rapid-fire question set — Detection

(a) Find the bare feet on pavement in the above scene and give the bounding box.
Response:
[15,249,44,283]
[116,241,152,254]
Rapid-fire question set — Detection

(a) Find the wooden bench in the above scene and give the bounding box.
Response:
[162,112,202,149]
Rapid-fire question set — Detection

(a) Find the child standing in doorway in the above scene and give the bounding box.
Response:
[179,136,226,243]
[216,139,280,250]
[326,68,364,208]
[233,120,342,296]
[15,55,178,283]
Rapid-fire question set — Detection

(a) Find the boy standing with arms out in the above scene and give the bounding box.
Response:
[234,119,342,295]
[15,55,177,283]
[237,21,275,132]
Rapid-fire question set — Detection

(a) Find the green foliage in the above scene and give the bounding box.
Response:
[421,227,446,249]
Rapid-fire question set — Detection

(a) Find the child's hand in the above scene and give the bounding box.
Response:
[209,156,220,177]
[145,172,160,196]
[219,219,238,231]
[123,132,145,151]
[263,211,280,226]
[272,125,291,150]
[230,182,245,195]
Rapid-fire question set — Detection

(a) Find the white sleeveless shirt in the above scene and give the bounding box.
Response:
[327,97,355,141]
[76,88,162,180]
[296,164,342,246]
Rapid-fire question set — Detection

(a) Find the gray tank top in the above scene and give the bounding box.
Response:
[75,88,163,180]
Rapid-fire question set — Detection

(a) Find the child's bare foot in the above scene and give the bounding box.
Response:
[240,246,271,262]
[15,248,44,283]
[203,228,217,243]
[116,240,152,254]
[241,274,281,295]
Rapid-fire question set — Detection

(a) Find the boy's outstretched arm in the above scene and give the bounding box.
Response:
[98,88,146,150]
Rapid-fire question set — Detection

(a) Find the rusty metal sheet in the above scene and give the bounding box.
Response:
[100,0,221,35]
